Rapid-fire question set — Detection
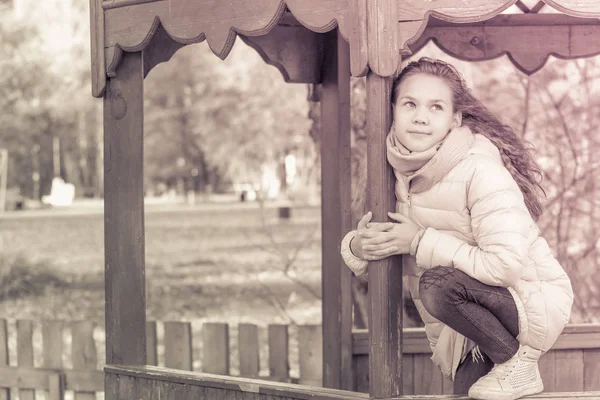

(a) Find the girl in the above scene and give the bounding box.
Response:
[340,58,573,400]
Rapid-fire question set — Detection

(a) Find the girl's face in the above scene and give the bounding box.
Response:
[393,74,462,152]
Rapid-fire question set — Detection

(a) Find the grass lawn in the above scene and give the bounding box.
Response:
[0,202,323,376]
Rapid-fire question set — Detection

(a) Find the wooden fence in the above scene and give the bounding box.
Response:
[0,319,322,400]
[1,319,599,399]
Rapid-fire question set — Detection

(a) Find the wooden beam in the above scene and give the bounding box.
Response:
[241,24,324,84]
[89,0,106,97]
[409,16,600,75]
[352,324,600,355]
[365,72,403,398]
[367,0,399,77]
[320,28,353,391]
[104,51,146,368]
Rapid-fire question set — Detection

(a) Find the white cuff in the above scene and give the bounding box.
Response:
[340,230,369,277]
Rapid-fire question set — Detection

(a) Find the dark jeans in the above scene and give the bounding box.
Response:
[418,266,520,394]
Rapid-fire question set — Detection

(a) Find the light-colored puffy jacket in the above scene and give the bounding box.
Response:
[341,129,573,379]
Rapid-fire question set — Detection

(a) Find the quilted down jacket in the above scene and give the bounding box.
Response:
[341,127,573,379]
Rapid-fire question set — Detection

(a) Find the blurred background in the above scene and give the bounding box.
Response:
[1,0,599,389]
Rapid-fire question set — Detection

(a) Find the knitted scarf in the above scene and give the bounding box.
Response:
[386,124,475,193]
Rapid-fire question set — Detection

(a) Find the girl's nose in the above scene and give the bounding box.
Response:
[412,108,428,124]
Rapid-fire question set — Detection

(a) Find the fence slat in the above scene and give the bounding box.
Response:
[202,323,229,375]
[146,321,158,366]
[17,320,34,400]
[584,347,600,391]
[402,353,414,395]
[268,325,289,381]
[413,353,443,395]
[48,374,64,400]
[164,322,192,371]
[539,350,556,392]
[238,324,259,377]
[555,349,584,391]
[0,319,9,400]
[43,321,64,400]
[298,325,322,387]
[72,321,97,400]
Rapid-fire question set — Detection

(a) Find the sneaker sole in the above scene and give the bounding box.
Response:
[468,381,544,400]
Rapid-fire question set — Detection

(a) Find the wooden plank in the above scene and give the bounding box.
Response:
[267,325,289,381]
[48,374,64,400]
[238,324,260,377]
[555,349,584,391]
[367,0,398,77]
[402,354,414,395]
[72,321,98,400]
[202,323,229,375]
[146,321,158,366]
[164,322,193,371]
[0,367,102,392]
[17,320,34,400]
[543,0,600,17]
[353,355,368,393]
[320,27,353,391]
[0,319,9,400]
[409,20,600,76]
[105,365,600,399]
[352,324,600,354]
[539,350,556,392]
[89,0,106,97]
[105,365,370,399]
[104,50,146,366]
[583,348,600,391]
[104,0,288,74]
[298,325,322,387]
[43,320,64,400]
[365,72,403,398]
[240,25,324,84]
[348,0,368,77]
[64,370,104,391]
[413,353,443,395]
[397,0,517,21]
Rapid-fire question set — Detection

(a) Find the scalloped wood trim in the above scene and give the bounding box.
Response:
[407,15,600,75]
[101,0,356,84]
[142,23,185,79]
[240,25,324,84]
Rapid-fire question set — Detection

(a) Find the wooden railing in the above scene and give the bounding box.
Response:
[353,324,600,394]
[1,319,599,399]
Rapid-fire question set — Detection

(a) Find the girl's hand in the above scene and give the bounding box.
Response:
[360,212,421,258]
[351,211,395,260]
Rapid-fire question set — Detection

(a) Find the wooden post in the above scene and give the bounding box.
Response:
[104,50,146,367]
[366,71,403,398]
[320,28,353,391]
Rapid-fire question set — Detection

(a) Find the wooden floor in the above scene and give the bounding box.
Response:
[105,365,600,400]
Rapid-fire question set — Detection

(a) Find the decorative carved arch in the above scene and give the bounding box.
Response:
[407,15,600,75]
[90,0,600,97]
[91,0,354,97]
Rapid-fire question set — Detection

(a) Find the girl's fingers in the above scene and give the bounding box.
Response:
[357,211,372,230]
[363,236,394,247]
[366,222,395,231]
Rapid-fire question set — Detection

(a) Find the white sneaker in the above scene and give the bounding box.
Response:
[468,345,544,400]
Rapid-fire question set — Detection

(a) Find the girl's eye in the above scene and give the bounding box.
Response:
[432,104,443,111]
[404,101,416,108]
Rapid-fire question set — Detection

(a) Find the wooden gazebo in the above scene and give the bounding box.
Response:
[91,0,600,398]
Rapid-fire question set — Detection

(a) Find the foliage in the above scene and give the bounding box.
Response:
[144,40,314,194]
[0,254,68,301]
[0,1,99,198]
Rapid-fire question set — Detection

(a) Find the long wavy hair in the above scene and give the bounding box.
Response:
[390,57,546,220]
